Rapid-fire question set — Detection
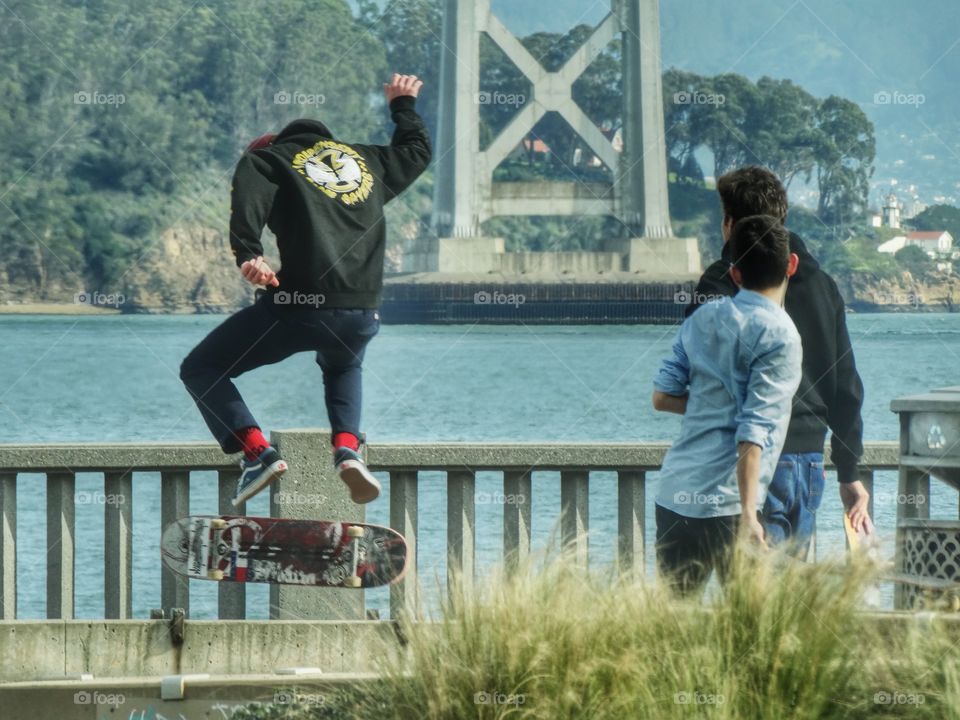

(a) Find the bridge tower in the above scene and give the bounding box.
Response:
[405,0,700,276]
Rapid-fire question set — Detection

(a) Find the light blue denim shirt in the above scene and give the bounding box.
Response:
[654,289,802,519]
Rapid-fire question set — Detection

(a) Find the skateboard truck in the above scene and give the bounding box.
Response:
[345,525,364,588]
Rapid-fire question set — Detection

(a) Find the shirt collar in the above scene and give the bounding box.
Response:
[734,287,782,311]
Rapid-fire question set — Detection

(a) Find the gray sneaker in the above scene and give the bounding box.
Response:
[334,446,381,504]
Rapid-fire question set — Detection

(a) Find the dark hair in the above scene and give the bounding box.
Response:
[717,166,788,223]
[730,215,791,290]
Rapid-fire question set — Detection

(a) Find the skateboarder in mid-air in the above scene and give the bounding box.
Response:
[180,74,431,507]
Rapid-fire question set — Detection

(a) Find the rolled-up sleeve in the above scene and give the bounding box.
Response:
[735,331,802,448]
[654,331,691,396]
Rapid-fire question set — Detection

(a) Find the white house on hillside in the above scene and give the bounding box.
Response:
[878,230,953,256]
[905,231,953,254]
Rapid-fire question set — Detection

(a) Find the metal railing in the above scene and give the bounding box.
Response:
[0,437,901,620]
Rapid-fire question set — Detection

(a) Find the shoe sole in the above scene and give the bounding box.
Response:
[337,459,381,504]
[232,460,288,506]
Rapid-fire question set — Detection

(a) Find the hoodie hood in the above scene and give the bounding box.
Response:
[721,231,820,283]
[274,118,334,143]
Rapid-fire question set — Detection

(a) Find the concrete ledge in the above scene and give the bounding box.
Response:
[366,441,901,472]
[0,672,382,720]
[0,620,398,683]
[0,440,901,473]
[0,442,236,472]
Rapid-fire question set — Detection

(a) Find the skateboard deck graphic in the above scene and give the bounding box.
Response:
[161,516,408,588]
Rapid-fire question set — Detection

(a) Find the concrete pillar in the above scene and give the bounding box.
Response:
[269,429,365,620]
[617,0,700,274]
[430,0,482,239]
[620,0,672,238]
[406,0,504,273]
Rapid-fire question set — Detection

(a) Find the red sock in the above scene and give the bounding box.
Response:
[332,432,360,451]
[236,426,269,461]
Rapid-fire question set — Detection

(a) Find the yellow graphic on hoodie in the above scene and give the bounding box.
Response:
[292,140,374,206]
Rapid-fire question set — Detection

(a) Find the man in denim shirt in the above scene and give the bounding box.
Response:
[685,167,870,559]
[653,216,802,596]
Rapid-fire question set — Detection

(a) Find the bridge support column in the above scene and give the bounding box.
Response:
[617,0,700,275]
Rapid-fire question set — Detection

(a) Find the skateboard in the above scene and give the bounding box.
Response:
[161,516,408,588]
[844,513,960,611]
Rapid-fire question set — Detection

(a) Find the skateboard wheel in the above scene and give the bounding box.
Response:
[210,518,227,529]
[344,576,362,588]
[347,525,364,539]
[208,569,224,580]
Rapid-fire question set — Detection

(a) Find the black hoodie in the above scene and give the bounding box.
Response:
[228,96,431,308]
[685,233,865,483]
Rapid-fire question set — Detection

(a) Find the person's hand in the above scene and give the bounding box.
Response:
[739,511,768,549]
[840,480,871,533]
[240,257,279,287]
[383,73,423,103]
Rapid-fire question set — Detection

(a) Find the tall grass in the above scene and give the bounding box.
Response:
[235,550,960,720]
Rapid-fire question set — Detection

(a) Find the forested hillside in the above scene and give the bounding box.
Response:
[3,0,942,309]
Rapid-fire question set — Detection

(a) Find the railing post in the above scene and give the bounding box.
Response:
[46,472,75,619]
[218,469,246,619]
[270,429,365,620]
[161,470,190,616]
[503,470,532,573]
[390,470,418,620]
[617,470,645,577]
[446,470,475,599]
[104,471,133,619]
[561,470,589,566]
[0,473,15,619]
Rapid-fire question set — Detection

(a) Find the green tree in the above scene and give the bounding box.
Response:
[895,244,934,277]
[749,77,819,188]
[813,96,875,225]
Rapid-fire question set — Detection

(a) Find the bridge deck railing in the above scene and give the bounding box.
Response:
[0,437,902,620]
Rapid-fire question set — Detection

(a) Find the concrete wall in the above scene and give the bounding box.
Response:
[0,619,396,682]
[498,251,623,274]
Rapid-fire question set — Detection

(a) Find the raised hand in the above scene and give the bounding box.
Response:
[383,73,424,103]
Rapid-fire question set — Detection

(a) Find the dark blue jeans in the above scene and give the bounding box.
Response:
[761,452,825,559]
[180,294,380,454]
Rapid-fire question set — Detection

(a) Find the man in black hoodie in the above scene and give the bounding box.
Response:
[180,74,431,507]
[685,166,871,558]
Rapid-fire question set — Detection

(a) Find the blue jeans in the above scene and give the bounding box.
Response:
[180,294,380,454]
[761,452,825,559]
